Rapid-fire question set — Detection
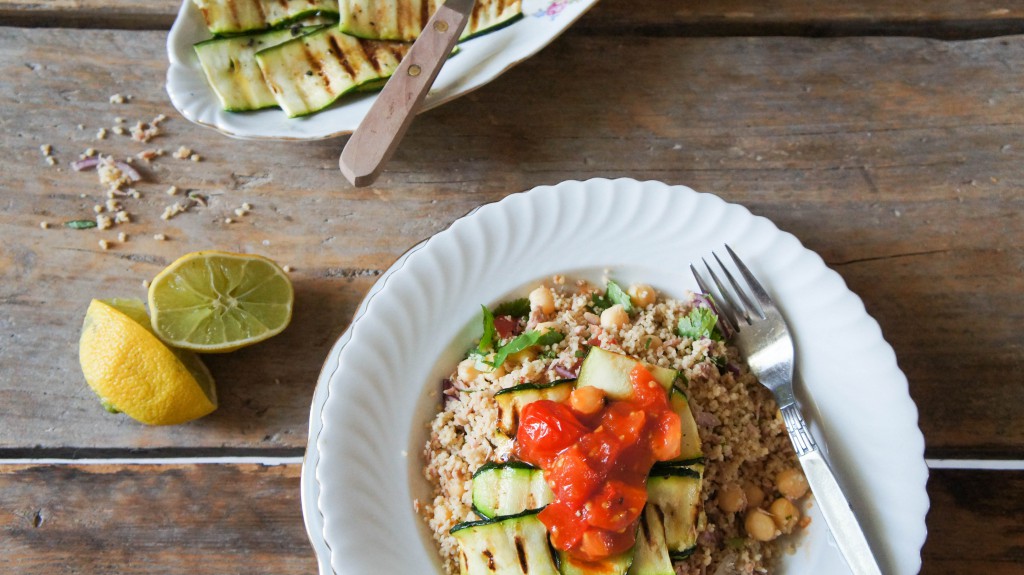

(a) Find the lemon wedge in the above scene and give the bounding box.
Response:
[79,298,217,425]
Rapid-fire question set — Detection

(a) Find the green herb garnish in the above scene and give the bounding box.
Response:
[65,219,97,229]
[477,305,497,354]
[493,298,530,319]
[589,292,610,313]
[488,329,565,368]
[677,306,722,341]
[606,280,634,314]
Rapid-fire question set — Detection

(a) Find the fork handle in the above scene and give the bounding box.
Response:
[782,405,883,575]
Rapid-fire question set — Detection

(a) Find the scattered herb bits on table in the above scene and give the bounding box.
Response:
[191,0,523,117]
[419,277,813,575]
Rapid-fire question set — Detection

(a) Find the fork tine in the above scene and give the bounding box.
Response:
[689,264,738,335]
[713,251,764,320]
[725,244,775,312]
[703,257,749,327]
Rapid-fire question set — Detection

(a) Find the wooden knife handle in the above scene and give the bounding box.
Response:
[339,0,474,187]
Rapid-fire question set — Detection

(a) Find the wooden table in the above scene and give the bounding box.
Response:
[1,1,1022,573]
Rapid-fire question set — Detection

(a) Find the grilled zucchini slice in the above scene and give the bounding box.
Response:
[194,25,322,112]
[338,0,523,42]
[255,27,410,117]
[494,379,575,437]
[192,0,338,35]
[471,462,553,519]
[451,509,559,575]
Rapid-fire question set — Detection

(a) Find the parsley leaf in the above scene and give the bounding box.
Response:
[493,298,531,318]
[589,292,611,313]
[606,280,634,314]
[677,306,722,341]
[477,305,497,354]
[488,329,565,368]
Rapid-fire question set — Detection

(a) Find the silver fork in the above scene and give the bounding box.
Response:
[692,245,883,575]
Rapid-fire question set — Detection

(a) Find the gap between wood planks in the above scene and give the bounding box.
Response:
[0,455,1021,471]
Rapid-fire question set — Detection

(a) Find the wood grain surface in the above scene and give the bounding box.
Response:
[1,463,1020,574]
[2,3,1023,573]
[1,27,1021,456]
[2,0,1024,38]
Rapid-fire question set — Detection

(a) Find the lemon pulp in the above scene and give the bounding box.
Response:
[148,251,294,352]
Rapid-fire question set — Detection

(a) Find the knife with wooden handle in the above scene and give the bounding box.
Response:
[339,0,476,187]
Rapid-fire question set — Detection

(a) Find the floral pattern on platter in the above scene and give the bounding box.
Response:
[531,0,582,20]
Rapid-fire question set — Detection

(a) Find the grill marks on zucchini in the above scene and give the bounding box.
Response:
[193,0,339,34]
[194,26,322,111]
[338,0,523,42]
[255,27,410,117]
[494,379,575,437]
[451,510,559,575]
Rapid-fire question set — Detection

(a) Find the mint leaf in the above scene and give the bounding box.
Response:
[488,329,565,368]
[677,307,722,340]
[606,280,634,314]
[477,305,497,354]
[493,298,530,318]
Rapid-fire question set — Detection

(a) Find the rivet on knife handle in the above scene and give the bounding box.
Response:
[339,0,475,187]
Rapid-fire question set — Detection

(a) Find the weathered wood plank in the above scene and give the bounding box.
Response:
[1,0,1024,38]
[920,469,1024,574]
[0,464,316,573]
[0,463,1020,573]
[0,28,1021,455]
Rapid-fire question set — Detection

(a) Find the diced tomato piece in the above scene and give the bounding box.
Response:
[539,500,588,550]
[585,480,647,533]
[517,400,588,465]
[601,402,646,447]
[651,410,682,461]
[576,527,636,561]
[493,315,521,339]
[546,445,603,506]
[578,426,624,474]
[629,364,669,410]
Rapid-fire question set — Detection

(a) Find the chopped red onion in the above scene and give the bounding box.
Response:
[71,157,100,171]
[553,364,576,380]
[114,160,142,182]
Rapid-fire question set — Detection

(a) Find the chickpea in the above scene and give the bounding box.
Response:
[716,483,747,513]
[481,354,507,378]
[569,386,605,416]
[640,334,662,350]
[776,468,809,500]
[529,286,555,315]
[743,482,766,509]
[457,358,480,382]
[768,497,801,534]
[628,283,657,308]
[507,348,538,365]
[744,508,778,542]
[534,321,560,334]
[600,304,629,329]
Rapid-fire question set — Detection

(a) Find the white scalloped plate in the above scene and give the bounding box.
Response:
[166,0,598,140]
[305,178,929,575]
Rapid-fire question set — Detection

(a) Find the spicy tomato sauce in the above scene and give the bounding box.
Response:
[515,364,682,561]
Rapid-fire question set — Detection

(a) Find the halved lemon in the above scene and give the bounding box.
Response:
[79,298,217,425]
[147,251,294,353]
